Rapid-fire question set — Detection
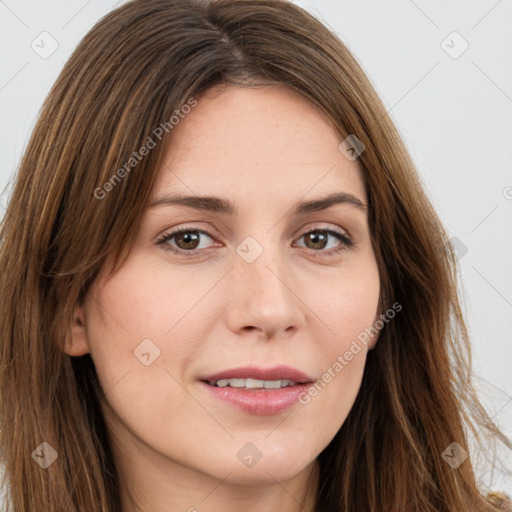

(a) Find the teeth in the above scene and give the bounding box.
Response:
[217,378,245,388]
[245,378,264,388]
[210,378,297,389]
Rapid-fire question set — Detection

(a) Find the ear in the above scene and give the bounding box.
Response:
[64,303,91,356]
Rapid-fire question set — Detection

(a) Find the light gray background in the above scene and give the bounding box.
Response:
[0,0,511,494]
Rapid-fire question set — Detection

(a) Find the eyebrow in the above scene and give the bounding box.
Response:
[149,191,368,216]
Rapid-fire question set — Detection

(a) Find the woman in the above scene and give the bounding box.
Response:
[0,0,510,510]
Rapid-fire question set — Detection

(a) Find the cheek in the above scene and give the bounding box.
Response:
[82,255,215,417]
[93,257,214,336]
[85,254,216,360]
[290,254,379,421]
[83,272,201,449]
[306,253,381,350]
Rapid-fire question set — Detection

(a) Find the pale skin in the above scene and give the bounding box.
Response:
[67,84,381,512]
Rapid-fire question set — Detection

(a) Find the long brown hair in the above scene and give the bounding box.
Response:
[0,0,510,510]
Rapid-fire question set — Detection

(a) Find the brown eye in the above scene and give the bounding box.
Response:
[295,228,354,257]
[174,231,201,250]
[157,228,216,254]
[303,231,329,250]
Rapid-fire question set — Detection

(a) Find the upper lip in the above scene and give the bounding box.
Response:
[200,365,314,384]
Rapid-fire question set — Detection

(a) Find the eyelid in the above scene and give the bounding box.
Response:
[155,225,219,252]
[293,222,352,242]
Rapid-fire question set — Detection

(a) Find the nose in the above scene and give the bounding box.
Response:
[225,237,306,340]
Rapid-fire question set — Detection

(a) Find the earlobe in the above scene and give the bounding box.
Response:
[64,304,91,356]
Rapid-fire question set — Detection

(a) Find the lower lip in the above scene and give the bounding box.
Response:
[199,381,313,415]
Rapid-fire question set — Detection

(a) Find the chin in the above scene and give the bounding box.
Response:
[201,446,316,486]
[218,463,311,487]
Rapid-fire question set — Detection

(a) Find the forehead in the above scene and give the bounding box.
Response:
[153,85,366,204]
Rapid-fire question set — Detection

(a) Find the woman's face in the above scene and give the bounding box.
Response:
[69,85,380,490]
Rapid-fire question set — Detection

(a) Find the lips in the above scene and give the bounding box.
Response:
[200,365,314,385]
[198,365,315,415]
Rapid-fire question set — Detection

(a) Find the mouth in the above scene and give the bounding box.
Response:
[198,365,315,415]
[205,378,300,389]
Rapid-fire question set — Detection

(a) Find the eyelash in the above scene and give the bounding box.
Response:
[156,225,355,258]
